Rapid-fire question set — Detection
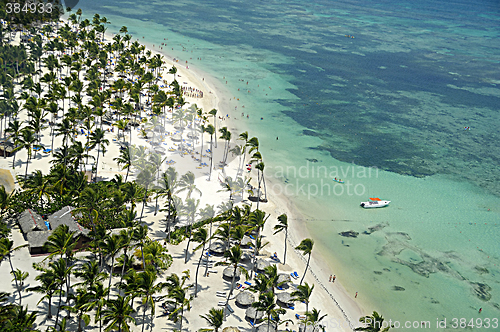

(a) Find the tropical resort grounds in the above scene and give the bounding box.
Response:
[0,8,384,332]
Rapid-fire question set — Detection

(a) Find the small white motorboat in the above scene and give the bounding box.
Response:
[360,197,390,208]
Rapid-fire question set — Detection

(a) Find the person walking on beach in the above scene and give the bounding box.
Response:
[329,275,332,282]
[479,308,482,313]
[355,292,358,298]
[333,275,336,283]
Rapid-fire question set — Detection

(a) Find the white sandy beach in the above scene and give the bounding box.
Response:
[0,18,367,332]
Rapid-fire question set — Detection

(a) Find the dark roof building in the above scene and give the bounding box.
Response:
[26,231,52,255]
[18,209,46,234]
[48,206,90,237]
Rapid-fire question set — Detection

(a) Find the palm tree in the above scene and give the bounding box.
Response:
[103,234,123,300]
[168,65,177,80]
[273,214,288,264]
[296,238,314,285]
[73,260,107,289]
[17,127,40,179]
[51,258,72,330]
[291,282,314,313]
[251,291,285,331]
[89,128,109,182]
[82,282,109,332]
[27,269,59,319]
[205,124,215,180]
[114,146,132,182]
[176,171,201,199]
[136,167,154,221]
[44,224,77,264]
[304,308,328,332]
[167,285,192,332]
[218,127,231,166]
[192,228,208,297]
[62,288,92,332]
[355,311,393,332]
[248,209,269,279]
[216,245,247,320]
[6,120,21,167]
[136,270,164,332]
[208,109,217,148]
[0,238,27,305]
[199,308,224,332]
[101,295,136,332]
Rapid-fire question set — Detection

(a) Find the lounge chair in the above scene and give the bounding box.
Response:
[295,314,306,319]
[216,292,226,298]
[288,305,295,310]
[294,271,299,278]
[291,273,297,279]
[217,301,226,306]
[208,270,218,274]
[227,304,234,313]
[236,283,242,290]
[244,281,252,286]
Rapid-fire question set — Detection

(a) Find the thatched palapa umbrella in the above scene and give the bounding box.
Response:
[235,291,254,307]
[245,307,265,321]
[277,273,291,284]
[223,266,241,279]
[256,258,270,271]
[209,241,226,254]
[276,292,293,305]
[241,235,253,246]
[222,327,241,332]
[257,323,277,332]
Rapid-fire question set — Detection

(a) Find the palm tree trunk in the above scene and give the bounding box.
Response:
[300,253,311,285]
[208,137,213,180]
[283,230,288,265]
[55,281,64,329]
[8,255,21,305]
[141,305,147,332]
[140,185,148,221]
[194,243,205,297]
[224,264,238,321]
[107,256,114,301]
[94,148,101,182]
[24,155,29,179]
[184,223,193,263]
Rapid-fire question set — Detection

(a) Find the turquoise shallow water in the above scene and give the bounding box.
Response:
[74,0,500,329]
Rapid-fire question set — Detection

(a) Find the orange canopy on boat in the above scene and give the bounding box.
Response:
[369,197,381,201]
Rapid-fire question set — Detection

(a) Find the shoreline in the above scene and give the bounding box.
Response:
[106,22,369,330]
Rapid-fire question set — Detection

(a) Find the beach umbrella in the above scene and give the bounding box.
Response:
[257,323,277,332]
[245,307,265,320]
[209,241,226,254]
[256,258,270,271]
[241,235,253,246]
[276,292,293,305]
[171,134,182,141]
[235,291,255,306]
[223,266,241,279]
[222,328,241,332]
[240,251,253,262]
[277,273,291,284]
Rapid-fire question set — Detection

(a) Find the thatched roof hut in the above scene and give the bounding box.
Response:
[18,209,46,234]
[245,307,265,321]
[276,292,293,305]
[241,235,253,246]
[277,273,291,284]
[26,231,51,255]
[222,327,241,332]
[209,241,226,254]
[235,291,254,307]
[257,323,277,332]
[48,206,90,237]
[256,258,270,271]
[223,266,241,279]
